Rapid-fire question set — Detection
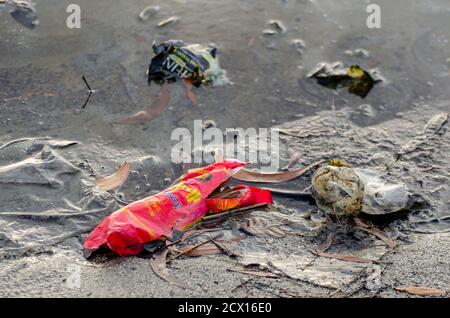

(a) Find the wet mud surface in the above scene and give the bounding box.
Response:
[1,0,449,297]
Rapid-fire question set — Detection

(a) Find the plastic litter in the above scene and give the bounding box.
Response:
[307,63,379,98]
[147,40,230,87]
[84,160,272,256]
[312,160,417,216]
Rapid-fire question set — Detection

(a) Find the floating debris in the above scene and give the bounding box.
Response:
[10,0,39,29]
[267,19,286,33]
[262,29,278,36]
[344,48,370,58]
[307,63,379,98]
[157,16,178,27]
[148,40,230,88]
[138,5,159,22]
[290,39,306,54]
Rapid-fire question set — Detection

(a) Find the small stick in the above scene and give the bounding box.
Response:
[81,76,94,109]
[202,203,268,222]
[82,76,93,93]
[171,233,223,260]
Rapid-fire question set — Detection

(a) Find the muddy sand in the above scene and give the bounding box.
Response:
[1,0,449,297]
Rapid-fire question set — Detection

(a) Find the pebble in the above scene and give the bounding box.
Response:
[345,48,370,58]
[291,39,305,55]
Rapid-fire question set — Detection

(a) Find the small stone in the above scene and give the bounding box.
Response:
[345,48,369,58]
[290,39,306,51]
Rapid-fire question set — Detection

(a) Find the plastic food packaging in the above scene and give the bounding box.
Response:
[84,160,272,256]
[147,40,230,87]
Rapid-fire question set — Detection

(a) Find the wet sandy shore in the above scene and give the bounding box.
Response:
[1,0,449,297]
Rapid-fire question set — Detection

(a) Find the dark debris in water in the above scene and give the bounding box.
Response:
[10,1,39,29]
[307,62,381,98]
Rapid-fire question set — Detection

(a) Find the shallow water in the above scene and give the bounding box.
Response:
[1,0,450,130]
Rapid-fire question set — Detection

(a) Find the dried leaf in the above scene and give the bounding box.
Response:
[157,16,178,27]
[227,268,278,278]
[395,286,447,297]
[149,249,187,288]
[180,228,222,242]
[138,5,160,21]
[282,149,301,170]
[317,252,374,264]
[240,216,286,238]
[354,217,370,228]
[423,112,449,135]
[316,232,335,253]
[172,233,223,259]
[95,161,131,191]
[179,242,222,257]
[356,226,396,249]
[287,150,301,168]
[118,82,170,124]
[233,160,323,183]
[177,239,239,257]
[212,240,239,257]
[183,79,198,105]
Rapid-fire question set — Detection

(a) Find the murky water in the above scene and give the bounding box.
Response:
[2,0,450,130]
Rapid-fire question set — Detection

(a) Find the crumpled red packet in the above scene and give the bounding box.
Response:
[84,160,272,256]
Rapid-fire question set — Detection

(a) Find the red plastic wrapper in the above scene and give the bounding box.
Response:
[84,160,272,256]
